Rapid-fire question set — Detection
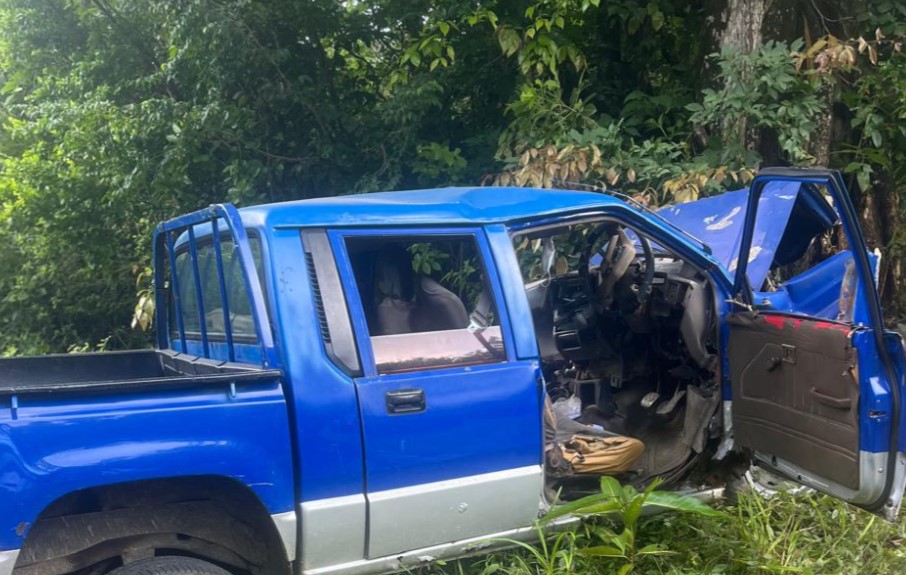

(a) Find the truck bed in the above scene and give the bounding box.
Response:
[0,349,281,394]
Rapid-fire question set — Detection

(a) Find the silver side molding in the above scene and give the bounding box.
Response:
[366,465,544,558]
[0,550,19,575]
[300,494,367,571]
[271,511,298,562]
[303,516,577,575]
[885,453,906,521]
[300,484,724,575]
[753,450,888,505]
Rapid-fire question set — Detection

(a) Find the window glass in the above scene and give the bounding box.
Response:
[513,223,654,286]
[344,235,505,374]
[512,225,591,282]
[170,235,263,340]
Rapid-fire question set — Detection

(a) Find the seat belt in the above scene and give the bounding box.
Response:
[469,289,493,329]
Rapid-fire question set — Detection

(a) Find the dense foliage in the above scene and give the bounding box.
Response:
[0,0,904,353]
[441,490,906,575]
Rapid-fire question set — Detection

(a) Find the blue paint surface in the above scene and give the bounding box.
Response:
[240,187,625,229]
[0,380,295,550]
[657,181,836,289]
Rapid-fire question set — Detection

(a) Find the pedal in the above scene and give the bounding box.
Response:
[656,389,686,415]
[640,392,660,409]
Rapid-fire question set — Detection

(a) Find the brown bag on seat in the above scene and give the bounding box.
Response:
[559,434,644,475]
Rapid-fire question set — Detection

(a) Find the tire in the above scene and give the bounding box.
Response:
[108,556,232,575]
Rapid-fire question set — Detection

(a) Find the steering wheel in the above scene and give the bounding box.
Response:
[578,223,656,308]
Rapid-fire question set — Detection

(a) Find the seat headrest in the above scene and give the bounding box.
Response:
[374,247,414,301]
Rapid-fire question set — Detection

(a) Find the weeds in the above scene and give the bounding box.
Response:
[540,477,724,574]
[439,486,906,575]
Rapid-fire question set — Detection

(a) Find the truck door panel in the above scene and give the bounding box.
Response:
[726,168,904,517]
[333,229,544,559]
[729,312,859,488]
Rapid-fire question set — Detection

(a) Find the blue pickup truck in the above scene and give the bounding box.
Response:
[1,168,904,575]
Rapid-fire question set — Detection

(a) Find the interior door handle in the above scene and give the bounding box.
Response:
[385,388,426,414]
[765,356,782,371]
[810,387,852,409]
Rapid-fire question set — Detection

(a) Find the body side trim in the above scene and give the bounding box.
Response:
[0,550,18,575]
[271,511,297,562]
[366,465,543,559]
[300,494,366,571]
[303,517,577,575]
[300,486,723,575]
[754,450,887,505]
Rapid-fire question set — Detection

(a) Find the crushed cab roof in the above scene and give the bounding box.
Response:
[239,186,623,228]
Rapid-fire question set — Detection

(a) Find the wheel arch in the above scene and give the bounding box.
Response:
[13,475,293,575]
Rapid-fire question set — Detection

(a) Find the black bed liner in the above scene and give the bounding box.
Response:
[0,349,282,395]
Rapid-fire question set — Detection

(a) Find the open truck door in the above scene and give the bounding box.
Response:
[726,168,906,520]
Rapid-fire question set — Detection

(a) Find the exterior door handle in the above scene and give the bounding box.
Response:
[385,388,426,414]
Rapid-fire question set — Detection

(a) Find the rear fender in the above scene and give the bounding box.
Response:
[0,381,295,551]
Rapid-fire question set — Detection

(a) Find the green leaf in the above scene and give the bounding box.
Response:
[600,476,624,500]
[857,166,873,191]
[624,494,646,528]
[637,543,675,556]
[616,527,634,551]
[572,500,622,515]
[578,545,625,557]
[438,21,450,36]
[650,10,665,31]
[498,27,521,57]
[871,130,883,148]
[643,491,725,517]
[541,491,616,522]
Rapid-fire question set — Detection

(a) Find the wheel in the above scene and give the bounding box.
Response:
[108,556,232,575]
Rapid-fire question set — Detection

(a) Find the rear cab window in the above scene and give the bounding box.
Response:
[169,232,266,360]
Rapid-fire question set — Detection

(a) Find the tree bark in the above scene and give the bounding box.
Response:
[706,0,767,150]
[720,0,766,54]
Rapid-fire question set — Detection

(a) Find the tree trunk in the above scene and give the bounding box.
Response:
[720,0,766,53]
[706,0,767,150]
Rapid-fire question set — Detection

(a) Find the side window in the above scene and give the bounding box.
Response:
[344,235,506,374]
[170,234,264,341]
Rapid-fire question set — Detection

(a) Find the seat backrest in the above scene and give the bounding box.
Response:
[372,247,416,336]
[411,276,469,333]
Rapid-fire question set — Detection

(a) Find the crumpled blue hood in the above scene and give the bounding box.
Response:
[657,181,810,286]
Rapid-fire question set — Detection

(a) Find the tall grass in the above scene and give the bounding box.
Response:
[438,491,906,575]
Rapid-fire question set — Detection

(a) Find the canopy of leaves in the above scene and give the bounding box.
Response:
[0,0,902,353]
